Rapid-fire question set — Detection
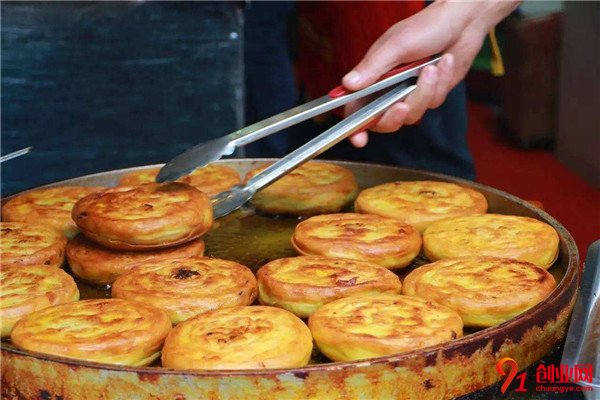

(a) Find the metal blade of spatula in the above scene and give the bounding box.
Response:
[561,240,600,396]
[0,147,32,163]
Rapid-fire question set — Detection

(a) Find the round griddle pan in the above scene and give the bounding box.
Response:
[0,159,579,400]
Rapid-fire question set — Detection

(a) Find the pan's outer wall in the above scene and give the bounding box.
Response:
[1,160,579,400]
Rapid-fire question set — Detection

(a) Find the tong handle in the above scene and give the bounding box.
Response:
[328,57,432,98]
[245,83,416,193]
[231,56,439,148]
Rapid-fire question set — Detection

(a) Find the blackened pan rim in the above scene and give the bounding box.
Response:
[0,159,579,378]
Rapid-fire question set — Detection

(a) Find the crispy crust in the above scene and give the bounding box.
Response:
[1,265,80,337]
[402,257,557,328]
[308,294,463,362]
[423,214,560,268]
[72,183,213,251]
[10,299,171,366]
[257,256,401,318]
[355,181,488,232]
[118,165,240,197]
[66,235,205,285]
[2,186,104,239]
[244,162,358,216]
[161,306,313,370]
[292,213,422,269]
[0,222,67,268]
[112,257,257,324]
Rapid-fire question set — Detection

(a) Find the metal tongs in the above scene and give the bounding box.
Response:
[158,57,441,218]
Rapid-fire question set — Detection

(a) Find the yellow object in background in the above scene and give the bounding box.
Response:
[489,28,505,76]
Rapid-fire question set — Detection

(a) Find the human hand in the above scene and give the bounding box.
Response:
[343,0,520,147]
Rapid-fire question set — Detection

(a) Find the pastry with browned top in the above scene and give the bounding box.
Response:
[257,255,401,318]
[1,265,79,337]
[2,186,103,238]
[119,164,240,197]
[0,222,67,268]
[11,299,171,366]
[308,294,463,362]
[112,257,257,324]
[245,161,358,216]
[423,214,559,268]
[402,257,557,327]
[72,183,213,251]
[161,306,313,370]
[355,181,488,232]
[292,213,421,269]
[66,235,205,285]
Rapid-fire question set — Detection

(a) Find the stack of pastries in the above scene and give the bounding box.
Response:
[1,161,561,370]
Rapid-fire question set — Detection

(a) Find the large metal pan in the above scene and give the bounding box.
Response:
[0,159,579,400]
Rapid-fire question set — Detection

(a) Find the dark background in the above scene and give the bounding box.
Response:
[1,1,243,195]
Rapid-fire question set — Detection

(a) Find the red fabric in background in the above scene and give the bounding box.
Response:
[467,101,600,260]
[297,1,424,99]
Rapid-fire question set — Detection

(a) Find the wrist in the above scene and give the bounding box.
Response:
[471,0,521,32]
[433,0,520,33]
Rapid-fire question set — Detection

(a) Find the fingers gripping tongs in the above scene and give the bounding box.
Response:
[157,57,441,218]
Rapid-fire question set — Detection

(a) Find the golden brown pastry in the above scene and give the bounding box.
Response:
[0,222,67,268]
[161,306,313,370]
[257,255,402,318]
[292,213,421,269]
[11,299,171,366]
[355,180,488,232]
[1,265,79,337]
[308,294,463,362]
[112,257,257,324]
[423,214,559,268]
[66,235,205,285]
[118,164,240,197]
[244,161,358,216]
[2,186,103,238]
[402,257,557,327]
[72,183,213,251]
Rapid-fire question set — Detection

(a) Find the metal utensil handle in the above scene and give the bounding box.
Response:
[0,147,32,163]
[245,84,416,192]
[230,57,439,147]
[327,58,434,98]
[561,240,600,389]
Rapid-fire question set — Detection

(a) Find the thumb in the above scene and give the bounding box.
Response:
[342,36,404,91]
